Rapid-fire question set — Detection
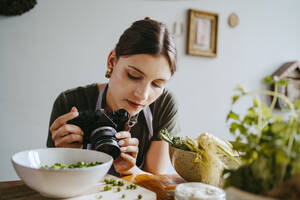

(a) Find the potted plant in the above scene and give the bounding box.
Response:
[224,76,300,199]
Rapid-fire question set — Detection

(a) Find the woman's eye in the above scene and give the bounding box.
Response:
[127,73,141,80]
[152,82,163,88]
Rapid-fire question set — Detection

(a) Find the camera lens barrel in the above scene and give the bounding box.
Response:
[90,126,121,159]
[91,126,116,138]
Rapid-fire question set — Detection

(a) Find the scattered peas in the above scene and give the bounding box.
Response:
[138,194,143,199]
[97,194,103,199]
[102,178,138,197]
[41,161,102,169]
[118,180,125,186]
[126,184,137,190]
[104,185,112,191]
[104,178,119,185]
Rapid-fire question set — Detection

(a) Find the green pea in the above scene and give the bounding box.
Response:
[41,161,103,170]
[104,185,112,191]
[118,180,124,186]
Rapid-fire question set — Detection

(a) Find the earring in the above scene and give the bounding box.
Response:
[105,68,113,78]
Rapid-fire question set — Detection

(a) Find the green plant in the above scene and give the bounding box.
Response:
[224,76,300,194]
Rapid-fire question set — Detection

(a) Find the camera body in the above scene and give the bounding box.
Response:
[67,109,130,159]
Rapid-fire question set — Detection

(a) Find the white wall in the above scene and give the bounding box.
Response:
[1,0,299,181]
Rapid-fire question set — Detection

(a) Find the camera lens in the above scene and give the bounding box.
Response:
[90,127,120,159]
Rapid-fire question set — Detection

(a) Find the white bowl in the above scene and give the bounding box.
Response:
[11,148,113,198]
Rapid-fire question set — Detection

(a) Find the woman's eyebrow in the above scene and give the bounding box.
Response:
[128,65,144,75]
[128,65,168,82]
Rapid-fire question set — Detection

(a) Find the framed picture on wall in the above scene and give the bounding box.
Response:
[187,9,219,57]
[271,61,300,109]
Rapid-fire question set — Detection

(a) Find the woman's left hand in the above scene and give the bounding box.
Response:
[113,131,139,175]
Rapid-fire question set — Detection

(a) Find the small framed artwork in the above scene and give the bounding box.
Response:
[187,9,219,57]
[271,61,300,109]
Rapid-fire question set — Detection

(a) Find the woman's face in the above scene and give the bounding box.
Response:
[106,52,172,116]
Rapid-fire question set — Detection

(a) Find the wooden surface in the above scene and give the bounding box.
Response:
[0,174,185,200]
[122,174,186,200]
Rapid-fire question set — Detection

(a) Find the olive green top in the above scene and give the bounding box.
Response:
[47,83,180,169]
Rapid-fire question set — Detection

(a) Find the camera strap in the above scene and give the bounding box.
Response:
[95,83,154,141]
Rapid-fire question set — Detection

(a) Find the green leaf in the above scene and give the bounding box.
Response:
[261,104,272,119]
[235,85,246,95]
[238,124,248,136]
[247,107,257,118]
[272,115,283,122]
[271,122,286,134]
[263,76,274,85]
[278,79,288,86]
[249,150,258,162]
[275,149,290,165]
[230,122,240,134]
[253,97,259,107]
[232,95,240,104]
[285,103,291,110]
[226,111,240,121]
[243,116,253,126]
[159,129,173,145]
[294,99,300,110]
[261,124,270,133]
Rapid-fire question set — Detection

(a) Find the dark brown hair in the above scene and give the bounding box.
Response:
[115,18,177,75]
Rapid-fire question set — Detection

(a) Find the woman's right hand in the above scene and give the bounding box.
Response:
[49,107,83,148]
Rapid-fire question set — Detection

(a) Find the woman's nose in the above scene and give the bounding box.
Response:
[134,84,149,102]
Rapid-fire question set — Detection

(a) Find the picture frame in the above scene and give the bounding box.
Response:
[270,61,300,109]
[187,9,219,57]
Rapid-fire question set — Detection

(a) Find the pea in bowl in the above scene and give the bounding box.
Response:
[11,148,113,198]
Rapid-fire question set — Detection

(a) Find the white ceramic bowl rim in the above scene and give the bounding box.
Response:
[11,148,113,172]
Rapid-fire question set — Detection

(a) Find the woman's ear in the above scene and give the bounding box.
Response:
[107,49,117,70]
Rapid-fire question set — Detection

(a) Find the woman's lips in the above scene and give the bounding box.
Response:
[126,100,144,109]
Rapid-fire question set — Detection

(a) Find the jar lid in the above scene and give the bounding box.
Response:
[175,182,226,200]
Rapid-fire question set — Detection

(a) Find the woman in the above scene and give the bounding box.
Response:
[47,18,180,176]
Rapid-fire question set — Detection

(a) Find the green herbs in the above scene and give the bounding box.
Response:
[41,161,102,169]
[160,129,239,186]
[159,129,240,165]
[224,76,300,194]
[159,129,190,151]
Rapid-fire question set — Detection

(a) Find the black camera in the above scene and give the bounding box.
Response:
[67,109,130,159]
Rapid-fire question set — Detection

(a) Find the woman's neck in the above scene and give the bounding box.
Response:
[98,83,113,111]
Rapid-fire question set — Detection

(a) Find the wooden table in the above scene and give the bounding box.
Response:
[0,174,186,200]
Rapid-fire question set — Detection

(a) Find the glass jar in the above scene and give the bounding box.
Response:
[175,182,226,200]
